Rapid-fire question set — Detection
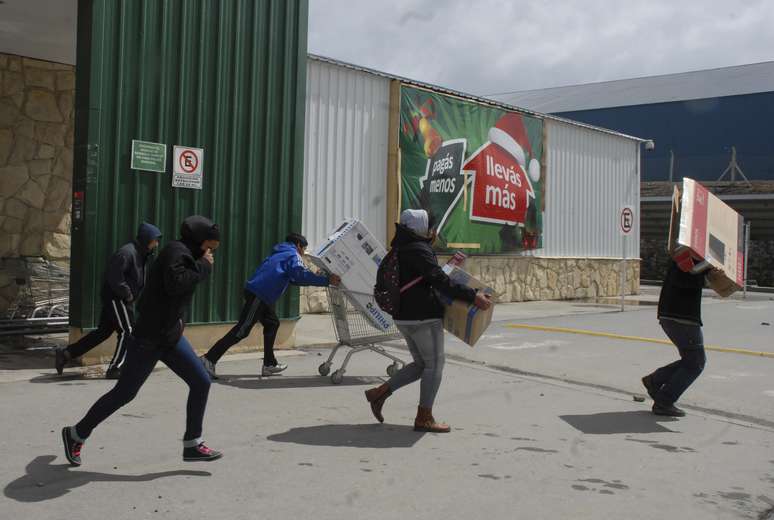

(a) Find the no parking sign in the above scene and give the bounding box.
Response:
[620,206,634,236]
[173,146,204,190]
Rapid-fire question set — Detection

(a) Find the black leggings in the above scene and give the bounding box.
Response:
[204,291,280,366]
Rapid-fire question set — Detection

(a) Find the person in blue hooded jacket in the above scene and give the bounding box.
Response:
[200,233,340,378]
[55,222,162,379]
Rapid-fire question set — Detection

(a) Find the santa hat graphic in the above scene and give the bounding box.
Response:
[488,113,541,183]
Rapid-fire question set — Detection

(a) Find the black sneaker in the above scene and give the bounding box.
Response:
[61,427,83,466]
[200,356,219,380]
[641,375,659,401]
[183,442,223,462]
[55,348,68,375]
[105,367,121,380]
[652,403,686,417]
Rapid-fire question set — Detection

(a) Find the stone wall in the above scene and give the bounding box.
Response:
[300,256,640,314]
[0,53,74,313]
[748,241,774,287]
[641,238,774,287]
[639,238,671,282]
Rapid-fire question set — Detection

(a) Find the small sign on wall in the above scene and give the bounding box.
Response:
[172,146,204,190]
[131,140,166,173]
[620,206,634,236]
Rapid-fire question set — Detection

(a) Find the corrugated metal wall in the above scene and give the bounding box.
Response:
[71,0,309,329]
[299,58,640,260]
[540,119,640,258]
[302,58,390,247]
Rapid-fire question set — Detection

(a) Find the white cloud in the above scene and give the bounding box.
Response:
[308,0,774,96]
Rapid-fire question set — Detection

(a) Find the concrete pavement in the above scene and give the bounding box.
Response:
[2,289,774,519]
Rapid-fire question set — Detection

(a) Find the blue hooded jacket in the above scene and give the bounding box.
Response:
[245,242,330,304]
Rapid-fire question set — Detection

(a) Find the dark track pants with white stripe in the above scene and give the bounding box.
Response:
[204,290,280,366]
[66,298,134,370]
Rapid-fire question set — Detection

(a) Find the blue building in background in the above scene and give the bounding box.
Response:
[491,61,774,182]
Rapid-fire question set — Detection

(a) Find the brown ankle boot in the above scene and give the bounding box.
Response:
[364,383,392,423]
[414,406,451,433]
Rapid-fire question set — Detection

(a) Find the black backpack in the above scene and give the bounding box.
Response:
[374,247,464,317]
[374,248,402,317]
[374,246,425,317]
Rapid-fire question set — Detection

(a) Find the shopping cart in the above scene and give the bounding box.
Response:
[317,286,405,384]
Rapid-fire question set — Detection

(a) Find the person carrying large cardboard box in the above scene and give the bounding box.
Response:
[640,178,739,418]
[365,209,492,433]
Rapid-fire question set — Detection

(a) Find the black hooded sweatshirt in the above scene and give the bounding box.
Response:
[133,216,219,348]
[391,223,476,321]
[101,222,163,303]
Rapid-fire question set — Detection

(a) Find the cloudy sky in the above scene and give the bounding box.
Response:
[308,0,774,96]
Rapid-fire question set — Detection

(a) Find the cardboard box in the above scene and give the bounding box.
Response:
[309,219,394,331]
[439,265,495,346]
[668,178,745,296]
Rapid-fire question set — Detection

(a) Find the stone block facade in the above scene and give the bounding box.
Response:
[641,237,774,287]
[0,53,74,313]
[301,256,640,314]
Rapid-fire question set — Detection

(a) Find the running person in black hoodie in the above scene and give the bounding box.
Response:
[364,209,492,432]
[55,222,162,379]
[61,216,222,465]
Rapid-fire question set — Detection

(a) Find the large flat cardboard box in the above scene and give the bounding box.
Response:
[309,219,394,331]
[439,264,495,346]
[668,178,745,296]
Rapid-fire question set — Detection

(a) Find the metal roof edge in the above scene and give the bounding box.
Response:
[486,60,774,111]
[486,60,774,98]
[643,194,774,202]
[307,53,647,143]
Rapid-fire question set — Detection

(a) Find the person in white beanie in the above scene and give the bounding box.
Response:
[365,209,491,432]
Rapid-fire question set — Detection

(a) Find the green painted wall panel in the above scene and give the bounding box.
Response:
[71,0,309,328]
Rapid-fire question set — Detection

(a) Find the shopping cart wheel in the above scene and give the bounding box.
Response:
[386,363,400,377]
[318,362,331,376]
[330,370,344,385]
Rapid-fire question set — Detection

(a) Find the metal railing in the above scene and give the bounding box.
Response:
[0,257,69,336]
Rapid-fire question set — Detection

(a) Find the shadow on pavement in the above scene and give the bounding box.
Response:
[215,374,383,390]
[560,410,679,435]
[4,455,211,503]
[28,373,88,384]
[268,423,425,448]
[0,345,60,371]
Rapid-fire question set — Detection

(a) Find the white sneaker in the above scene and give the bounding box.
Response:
[200,356,218,380]
[261,363,287,376]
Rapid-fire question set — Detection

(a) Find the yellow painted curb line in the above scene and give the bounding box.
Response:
[504,324,774,359]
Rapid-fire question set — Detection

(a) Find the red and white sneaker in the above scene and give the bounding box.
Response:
[183,442,223,462]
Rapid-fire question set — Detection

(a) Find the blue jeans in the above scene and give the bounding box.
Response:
[74,335,211,443]
[652,319,706,405]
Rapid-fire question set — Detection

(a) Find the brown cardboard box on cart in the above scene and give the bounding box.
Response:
[439,264,495,346]
[668,178,746,297]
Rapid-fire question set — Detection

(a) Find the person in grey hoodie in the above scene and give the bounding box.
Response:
[55,222,162,379]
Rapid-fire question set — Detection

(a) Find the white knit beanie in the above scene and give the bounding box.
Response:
[400,209,429,236]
